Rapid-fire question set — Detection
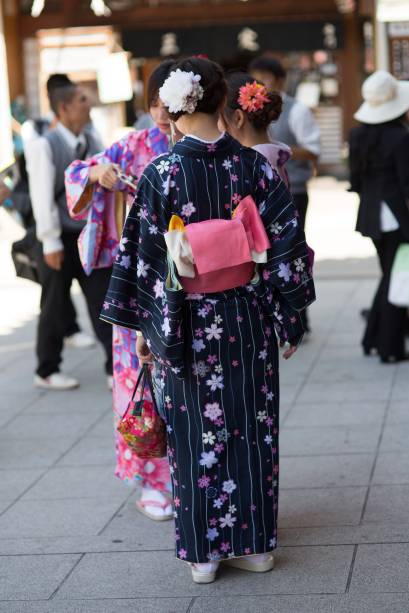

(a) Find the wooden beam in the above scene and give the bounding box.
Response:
[21,1,340,37]
[62,0,82,20]
[358,0,375,17]
[2,0,24,99]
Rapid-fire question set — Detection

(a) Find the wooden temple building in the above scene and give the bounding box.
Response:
[2,0,405,170]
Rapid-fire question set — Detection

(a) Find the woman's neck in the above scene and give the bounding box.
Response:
[177,113,221,142]
[240,127,270,149]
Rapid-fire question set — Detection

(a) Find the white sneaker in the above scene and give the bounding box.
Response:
[34,373,79,391]
[64,332,96,349]
[107,375,113,390]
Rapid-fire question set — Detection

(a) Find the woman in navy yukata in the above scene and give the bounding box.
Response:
[101,57,315,583]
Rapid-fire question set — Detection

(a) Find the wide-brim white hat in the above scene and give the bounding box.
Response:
[354,70,409,125]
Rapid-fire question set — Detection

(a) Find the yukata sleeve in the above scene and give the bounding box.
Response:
[100,162,186,376]
[255,163,316,346]
[65,136,127,221]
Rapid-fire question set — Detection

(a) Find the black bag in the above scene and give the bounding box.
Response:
[11,229,40,284]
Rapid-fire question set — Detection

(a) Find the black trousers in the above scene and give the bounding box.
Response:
[363,230,407,360]
[293,192,310,332]
[63,298,81,338]
[35,233,113,378]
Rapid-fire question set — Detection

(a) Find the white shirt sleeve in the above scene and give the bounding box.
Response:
[288,101,321,157]
[25,137,63,254]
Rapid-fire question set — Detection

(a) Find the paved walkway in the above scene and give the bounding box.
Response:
[1,179,409,613]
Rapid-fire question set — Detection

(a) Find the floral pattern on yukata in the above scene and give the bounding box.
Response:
[101,133,315,561]
[253,141,292,188]
[65,127,169,274]
[66,128,170,491]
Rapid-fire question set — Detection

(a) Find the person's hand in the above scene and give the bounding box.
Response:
[44,250,64,271]
[0,182,11,205]
[280,341,298,360]
[89,163,119,190]
[290,146,319,163]
[283,345,297,359]
[136,334,154,365]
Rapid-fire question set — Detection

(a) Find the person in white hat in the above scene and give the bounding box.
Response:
[349,70,409,363]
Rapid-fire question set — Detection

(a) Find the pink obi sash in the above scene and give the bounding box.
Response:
[165,195,271,294]
[181,261,256,293]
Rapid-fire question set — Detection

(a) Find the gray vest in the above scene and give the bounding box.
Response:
[45,128,101,233]
[268,95,313,195]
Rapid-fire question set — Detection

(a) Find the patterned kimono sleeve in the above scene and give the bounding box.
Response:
[100,160,186,375]
[65,136,128,221]
[255,164,316,346]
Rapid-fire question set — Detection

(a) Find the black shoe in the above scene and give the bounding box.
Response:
[380,354,409,364]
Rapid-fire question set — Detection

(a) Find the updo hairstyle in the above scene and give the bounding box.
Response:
[225,72,283,130]
[166,57,227,121]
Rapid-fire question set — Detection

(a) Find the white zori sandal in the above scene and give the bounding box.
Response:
[189,561,220,584]
[135,488,173,521]
[223,553,274,572]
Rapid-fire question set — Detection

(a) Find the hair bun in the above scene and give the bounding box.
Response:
[225,72,283,130]
[265,92,283,123]
[164,57,227,120]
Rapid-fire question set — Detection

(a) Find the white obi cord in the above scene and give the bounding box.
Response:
[164,230,195,278]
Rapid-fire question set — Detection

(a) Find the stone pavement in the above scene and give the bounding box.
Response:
[1,179,409,613]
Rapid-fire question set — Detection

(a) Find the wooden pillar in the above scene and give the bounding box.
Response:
[0,0,14,169]
[340,13,363,137]
[2,0,23,101]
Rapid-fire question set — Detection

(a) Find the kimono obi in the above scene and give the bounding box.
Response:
[165,195,271,294]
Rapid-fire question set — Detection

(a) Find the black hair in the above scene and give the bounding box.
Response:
[224,72,282,131]
[46,74,77,115]
[147,60,175,107]
[164,56,227,121]
[249,56,286,81]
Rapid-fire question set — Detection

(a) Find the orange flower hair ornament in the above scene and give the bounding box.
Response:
[238,81,270,113]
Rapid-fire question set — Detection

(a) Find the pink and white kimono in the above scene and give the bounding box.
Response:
[65,127,170,491]
[253,141,291,188]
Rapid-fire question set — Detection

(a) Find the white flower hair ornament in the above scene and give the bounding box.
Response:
[159,69,204,114]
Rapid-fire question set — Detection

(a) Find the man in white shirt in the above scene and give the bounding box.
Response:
[250,56,320,333]
[18,115,95,348]
[25,74,113,390]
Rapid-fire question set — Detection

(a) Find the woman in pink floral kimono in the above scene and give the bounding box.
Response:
[65,61,174,520]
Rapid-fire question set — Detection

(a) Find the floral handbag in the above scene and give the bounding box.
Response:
[117,364,167,459]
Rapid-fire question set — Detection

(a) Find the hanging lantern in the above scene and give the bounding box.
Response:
[90,0,112,16]
[31,0,112,18]
[31,0,45,17]
[335,0,355,13]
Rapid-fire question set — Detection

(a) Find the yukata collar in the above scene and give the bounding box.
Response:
[173,132,235,157]
[146,126,170,157]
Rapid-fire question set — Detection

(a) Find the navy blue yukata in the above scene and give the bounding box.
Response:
[101,133,315,563]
